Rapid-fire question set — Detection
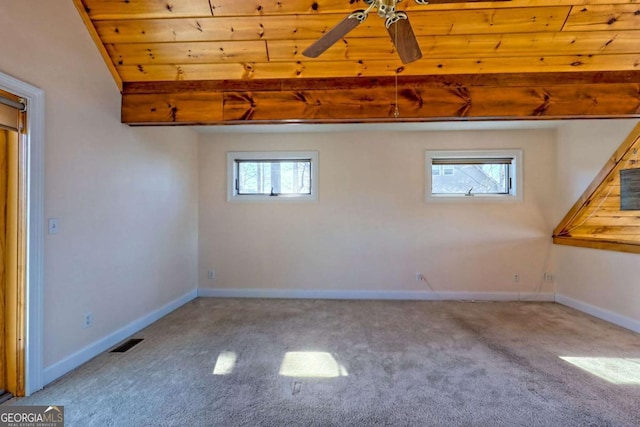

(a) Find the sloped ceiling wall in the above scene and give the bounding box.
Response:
[554,122,640,254]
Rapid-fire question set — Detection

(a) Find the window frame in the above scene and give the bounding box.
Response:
[425,149,523,202]
[227,151,319,202]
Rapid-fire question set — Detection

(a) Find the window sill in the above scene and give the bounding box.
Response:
[425,194,523,203]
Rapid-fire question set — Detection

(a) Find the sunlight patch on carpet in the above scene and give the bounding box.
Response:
[279,352,349,378]
[213,351,237,375]
[560,357,640,384]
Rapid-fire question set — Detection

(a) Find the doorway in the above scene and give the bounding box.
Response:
[0,90,27,398]
[0,72,45,397]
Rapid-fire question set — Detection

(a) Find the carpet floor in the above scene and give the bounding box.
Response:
[8,298,640,426]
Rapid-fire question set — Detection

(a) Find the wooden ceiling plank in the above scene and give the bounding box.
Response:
[81,0,213,20]
[568,216,640,226]
[93,17,271,44]
[568,225,640,235]
[93,6,571,45]
[268,31,640,61]
[116,53,640,81]
[206,0,637,16]
[570,234,640,242]
[119,63,251,82]
[93,16,392,44]
[409,6,571,35]
[563,4,640,31]
[106,41,268,66]
[209,0,357,16]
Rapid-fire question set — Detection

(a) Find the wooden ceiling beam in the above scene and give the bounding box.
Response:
[123,71,640,93]
[121,72,640,125]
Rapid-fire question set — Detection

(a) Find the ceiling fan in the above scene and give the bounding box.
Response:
[303,0,506,64]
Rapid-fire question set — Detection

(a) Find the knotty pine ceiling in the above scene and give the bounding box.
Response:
[74,0,640,125]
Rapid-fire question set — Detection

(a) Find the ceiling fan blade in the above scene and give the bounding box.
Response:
[302,12,366,58]
[387,16,422,64]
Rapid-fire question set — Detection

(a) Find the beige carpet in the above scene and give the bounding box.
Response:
[9,298,640,426]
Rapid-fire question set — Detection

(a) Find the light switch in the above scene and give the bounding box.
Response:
[48,218,59,234]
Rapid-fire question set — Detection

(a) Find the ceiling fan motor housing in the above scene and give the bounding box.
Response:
[377,0,399,18]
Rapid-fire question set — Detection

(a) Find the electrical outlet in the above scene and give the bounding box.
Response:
[544,273,554,282]
[208,270,215,280]
[83,312,93,328]
[513,274,520,283]
[415,273,424,282]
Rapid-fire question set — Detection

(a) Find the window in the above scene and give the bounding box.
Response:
[227,151,318,201]
[425,150,522,201]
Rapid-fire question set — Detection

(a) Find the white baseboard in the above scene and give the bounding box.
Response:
[198,288,555,302]
[43,289,198,386]
[556,294,640,334]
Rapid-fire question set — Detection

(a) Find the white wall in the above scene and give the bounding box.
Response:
[0,1,199,375]
[555,119,640,331]
[199,129,557,298]
[2,0,637,391]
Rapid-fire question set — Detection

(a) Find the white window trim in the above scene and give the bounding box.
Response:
[425,149,523,203]
[227,151,319,202]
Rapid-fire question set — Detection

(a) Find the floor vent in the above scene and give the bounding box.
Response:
[0,392,13,404]
[110,338,144,353]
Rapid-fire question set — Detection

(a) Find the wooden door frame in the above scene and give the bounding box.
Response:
[0,72,44,396]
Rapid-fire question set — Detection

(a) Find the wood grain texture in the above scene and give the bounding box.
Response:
[563,4,640,31]
[0,131,7,393]
[14,128,26,397]
[76,1,640,123]
[121,79,640,124]
[3,129,25,396]
[116,54,640,82]
[82,0,532,20]
[95,7,571,44]
[269,31,640,61]
[106,41,268,66]
[122,71,640,92]
[553,236,640,254]
[553,122,640,253]
[206,0,636,16]
[81,0,213,20]
[121,92,224,123]
[554,122,640,235]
